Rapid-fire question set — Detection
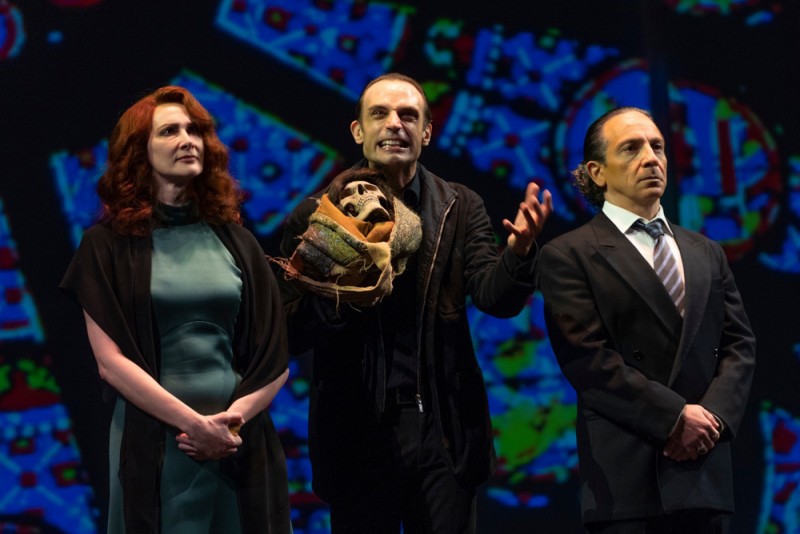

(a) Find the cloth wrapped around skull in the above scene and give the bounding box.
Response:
[274,168,422,306]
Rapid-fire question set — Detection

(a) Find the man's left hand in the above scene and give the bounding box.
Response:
[663,404,721,461]
[503,182,553,257]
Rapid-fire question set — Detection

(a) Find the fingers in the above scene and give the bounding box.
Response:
[520,201,538,231]
[176,435,238,460]
[664,442,700,462]
[209,412,245,445]
[503,203,535,238]
[662,437,680,458]
[177,413,244,460]
[663,436,693,461]
[701,408,719,428]
[664,405,723,461]
[505,183,553,255]
[225,412,245,428]
[542,188,553,213]
[696,407,721,446]
[524,183,553,221]
[521,183,552,227]
[663,437,716,462]
[704,410,722,444]
[531,185,553,219]
[217,411,245,437]
[681,405,719,442]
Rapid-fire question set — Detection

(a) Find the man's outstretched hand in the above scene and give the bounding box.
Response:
[504,182,553,257]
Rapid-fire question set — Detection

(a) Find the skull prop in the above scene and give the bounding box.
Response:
[337,180,392,223]
[270,167,421,307]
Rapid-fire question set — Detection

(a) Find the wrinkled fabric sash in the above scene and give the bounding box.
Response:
[273,194,421,307]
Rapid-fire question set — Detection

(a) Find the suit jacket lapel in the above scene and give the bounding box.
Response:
[668,226,711,385]
[590,212,683,333]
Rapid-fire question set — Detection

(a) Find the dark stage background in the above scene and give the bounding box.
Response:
[0,1,798,532]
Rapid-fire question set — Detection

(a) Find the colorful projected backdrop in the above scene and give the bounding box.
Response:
[1,0,797,532]
[0,198,93,532]
[0,1,25,61]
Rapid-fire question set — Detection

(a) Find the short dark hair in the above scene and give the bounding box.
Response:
[572,106,654,209]
[354,73,433,126]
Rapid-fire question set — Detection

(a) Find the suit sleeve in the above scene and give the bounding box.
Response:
[697,242,756,437]
[537,242,686,442]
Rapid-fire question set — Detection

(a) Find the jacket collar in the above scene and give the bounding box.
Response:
[590,211,683,332]
[414,164,457,310]
[590,212,714,385]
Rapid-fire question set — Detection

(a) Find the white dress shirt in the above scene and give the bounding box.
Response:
[602,201,685,283]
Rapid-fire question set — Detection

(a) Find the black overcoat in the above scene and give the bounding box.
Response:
[280,163,538,500]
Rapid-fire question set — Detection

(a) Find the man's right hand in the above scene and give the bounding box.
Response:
[503,182,553,257]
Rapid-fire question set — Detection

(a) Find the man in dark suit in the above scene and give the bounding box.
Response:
[537,107,756,533]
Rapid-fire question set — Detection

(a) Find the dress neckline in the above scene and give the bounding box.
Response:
[156,202,199,227]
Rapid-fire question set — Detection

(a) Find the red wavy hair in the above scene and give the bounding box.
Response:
[97,85,242,235]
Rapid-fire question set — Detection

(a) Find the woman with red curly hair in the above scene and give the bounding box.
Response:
[61,86,291,533]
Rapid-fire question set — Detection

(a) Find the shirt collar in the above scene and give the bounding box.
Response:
[602,201,673,237]
[401,168,421,210]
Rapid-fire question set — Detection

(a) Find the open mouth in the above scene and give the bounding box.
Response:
[378,139,408,149]
[363,206,392,224]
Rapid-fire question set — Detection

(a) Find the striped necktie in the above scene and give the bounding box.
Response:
[632,219,685,317]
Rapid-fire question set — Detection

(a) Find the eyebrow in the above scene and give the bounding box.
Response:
[154,119,196,130]
[397,106,420,115]
[616,135,664,147]
[367,104,420,115]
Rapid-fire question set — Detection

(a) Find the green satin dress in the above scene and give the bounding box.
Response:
[108,204,244,533]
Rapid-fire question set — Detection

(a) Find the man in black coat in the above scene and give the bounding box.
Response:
[280,73,552,533]
[537,107,756,533]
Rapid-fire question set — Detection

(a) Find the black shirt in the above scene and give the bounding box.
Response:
[381,172,421,392]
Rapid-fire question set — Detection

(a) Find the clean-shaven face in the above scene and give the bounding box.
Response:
[350,79,432,178]
[148,103,204,188]
[589,110,667,215]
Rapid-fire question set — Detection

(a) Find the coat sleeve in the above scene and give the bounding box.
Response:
[537,240,686,442]
[459,186,537,318]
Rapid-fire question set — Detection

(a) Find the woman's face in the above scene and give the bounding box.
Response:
[147,103,204,190]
